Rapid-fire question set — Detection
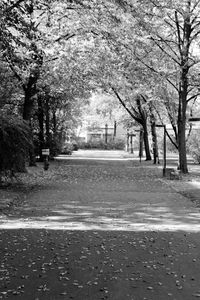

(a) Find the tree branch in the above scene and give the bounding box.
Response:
[150,34,180,61]
[150,36,181,66]
[134,52,179,92]
[111,86,142,124]
[4,0,25,13]
[175,11,183,58]
[5,56,25,89]
[54,33,76,43]
[152,103,178,149]
[187,93,200,103]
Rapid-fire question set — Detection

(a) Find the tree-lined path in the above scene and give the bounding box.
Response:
[1,151,200,299]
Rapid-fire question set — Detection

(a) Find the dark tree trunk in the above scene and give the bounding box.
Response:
[37,96,45,161]
[175,4,191,174]
[23,87,35,121]
[149,105,159,164]
[151,123,159,164]
[139,129,144,158]
[45,96,50,148]
[52,111,57,137]
[178,91,188,173]
[142,122,152,161]
[177,60,189,173]
[23,84,37,167]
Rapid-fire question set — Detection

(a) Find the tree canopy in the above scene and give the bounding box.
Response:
[1,0,200,173]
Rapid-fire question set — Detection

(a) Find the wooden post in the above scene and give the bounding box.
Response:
[127,129,129,152]
[139,129,143,162]
[113,121,116,139]
[105,124,108,144]
[130,134,133,154]
[163,125,166,176]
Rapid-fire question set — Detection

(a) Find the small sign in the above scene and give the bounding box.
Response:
[42,148,50,156]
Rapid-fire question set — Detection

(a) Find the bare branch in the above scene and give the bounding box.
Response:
[134,52,179,92]
[187,93,200,103]
[4,0,25,13]
[54,33,76,43]
[149,34,180,61]
[150,36,181,66]
[152,102,178,149]
[175,11,183,58]
[111,86,142,124]
[5,56,25,89]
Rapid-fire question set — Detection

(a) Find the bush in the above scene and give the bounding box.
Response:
[61,143,73,155]
[187,131,200,163]
[0,114,32,177]
[78,139,125,150]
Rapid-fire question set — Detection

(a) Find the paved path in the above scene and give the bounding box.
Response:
[1,150,200,299]
[1,151,200,232]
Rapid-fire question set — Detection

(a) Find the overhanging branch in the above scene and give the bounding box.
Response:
[4,0,25,13]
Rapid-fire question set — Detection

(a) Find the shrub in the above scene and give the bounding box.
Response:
[0,114,33,178]
[187,130,200,163]
[78,139,125,150]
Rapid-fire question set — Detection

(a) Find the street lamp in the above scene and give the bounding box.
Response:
[155,124,166,177]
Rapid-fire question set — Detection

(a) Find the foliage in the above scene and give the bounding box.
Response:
[187,130,200,164]
[78,139,125,150]
[0,114,32,177]
[1,0,200,173]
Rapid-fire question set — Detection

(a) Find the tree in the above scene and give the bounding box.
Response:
[0,114,32,177]
[111,88,152,160]
[127,0,200,173]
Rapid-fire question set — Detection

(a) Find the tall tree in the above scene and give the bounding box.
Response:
[129,0,200,173]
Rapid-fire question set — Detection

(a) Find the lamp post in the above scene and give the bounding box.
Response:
[156,124,166,176]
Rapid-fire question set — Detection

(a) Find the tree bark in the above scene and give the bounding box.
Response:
[178,88,188,173]
[142,122,152,161]
[22,87,35,122]
[45,96,51,148]
[139,129,143,158]
[151,122,159,164]
[37,96,45,161]
[23,84,37,166]
[149,104,159,164]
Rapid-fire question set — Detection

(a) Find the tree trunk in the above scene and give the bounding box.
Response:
[178,57,189,173]
[45,96,50,148]
[151,123,159,164]
[142,122,152,161]
[22,86,36,166]
[178,89,188,173]
[139,129,143,158]
[176,3,191,174]
[37,96,45,162]
[52,111,57,137]
[149,102,159,164]
[23,87,35,121]
[23,86,37,166]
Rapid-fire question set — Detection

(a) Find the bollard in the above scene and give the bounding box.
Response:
[43,155,49,171]
[42,149,50,171]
